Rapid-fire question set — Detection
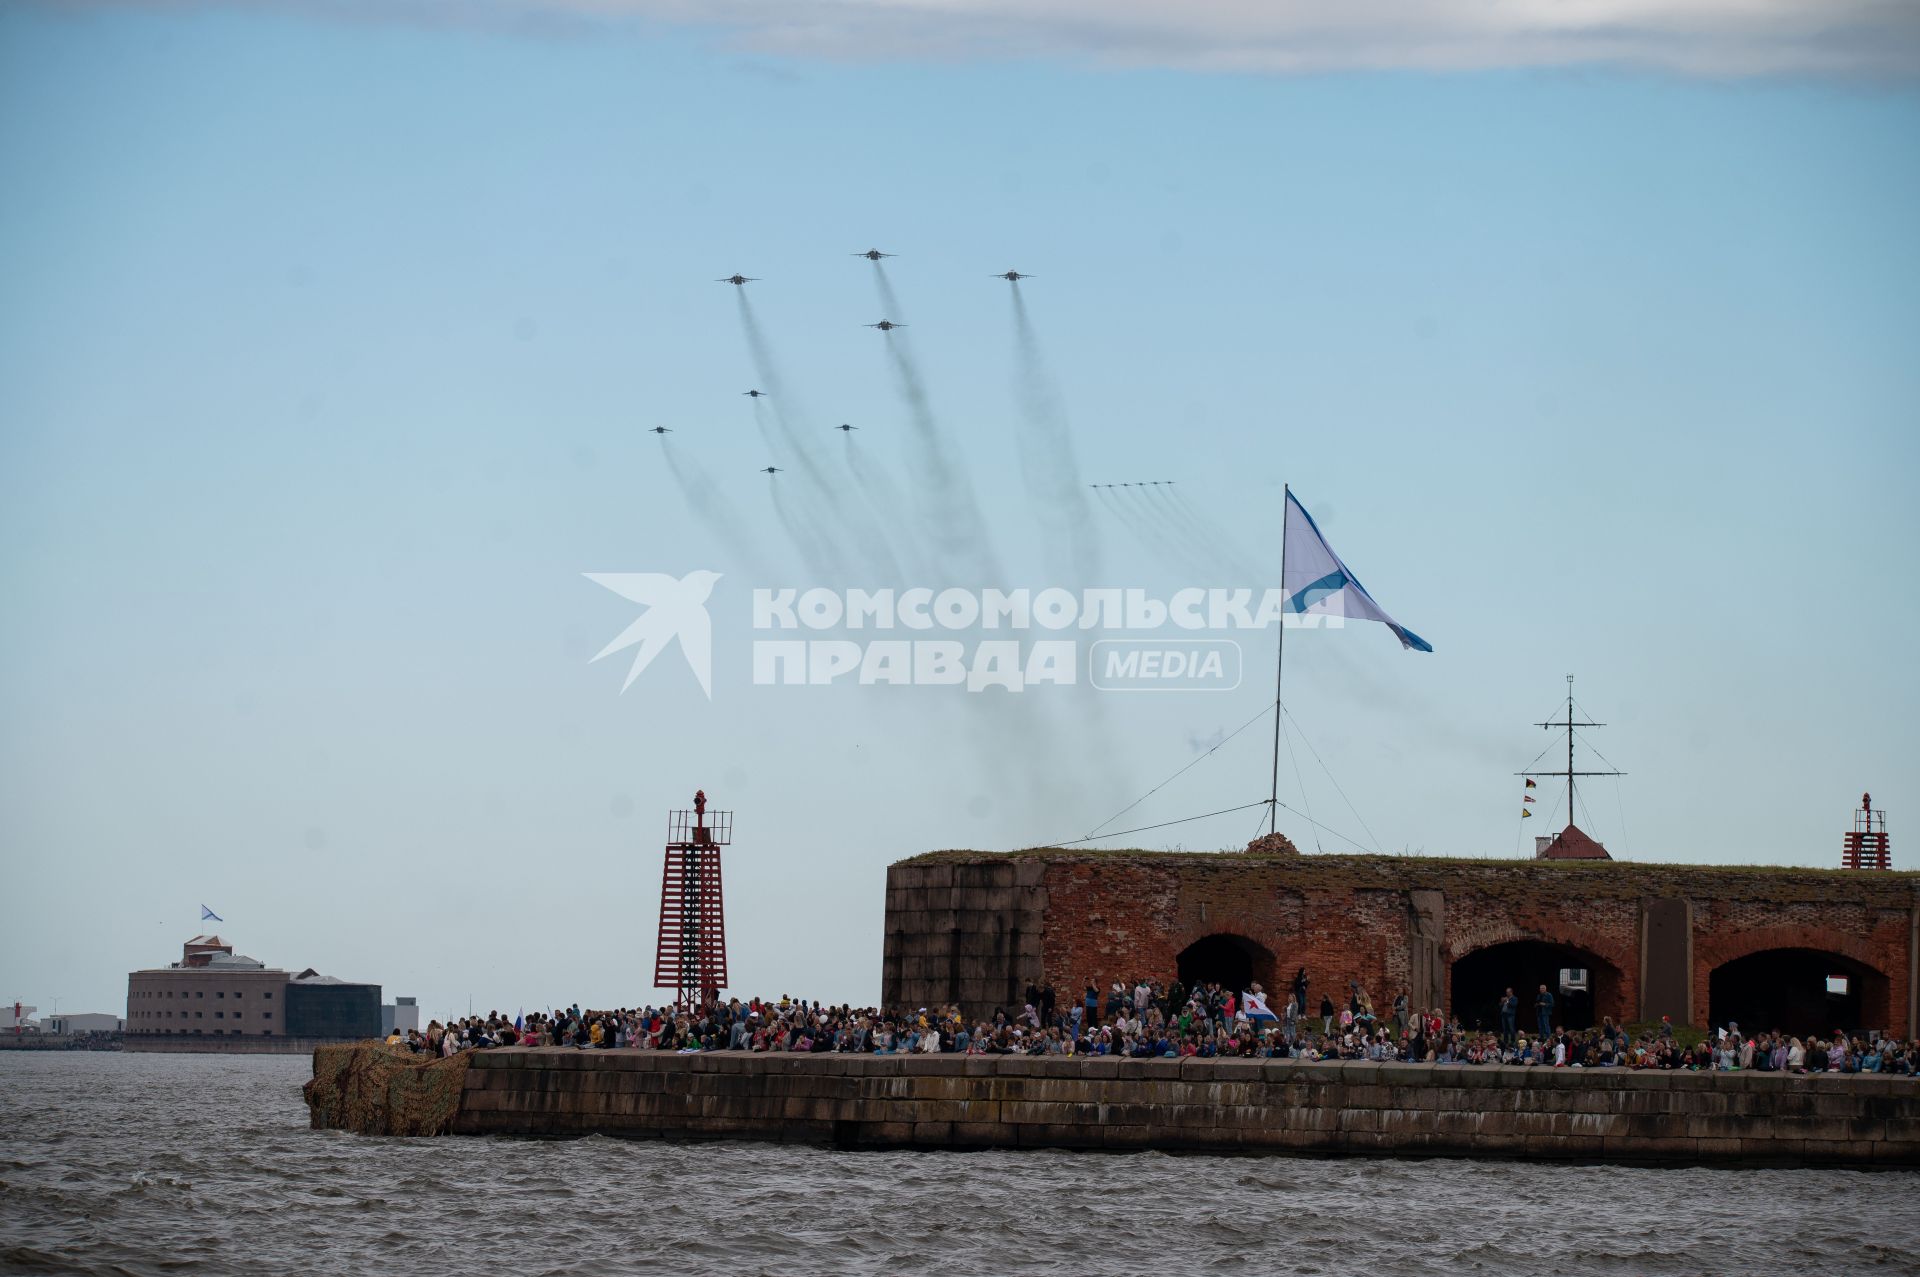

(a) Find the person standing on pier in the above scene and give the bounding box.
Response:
[1499,988,1519,1047]
[1535,984,1555,1040]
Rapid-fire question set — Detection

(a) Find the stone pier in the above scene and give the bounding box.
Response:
[308,1043,1920,1166]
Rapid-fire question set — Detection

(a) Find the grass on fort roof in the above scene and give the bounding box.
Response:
[897,848,1914,877]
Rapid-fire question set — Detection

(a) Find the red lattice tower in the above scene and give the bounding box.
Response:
[654,790,731,1007]
[1841,792,1890,871]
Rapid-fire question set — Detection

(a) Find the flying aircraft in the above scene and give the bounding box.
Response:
[649,426,672,435]
[853,249,895,261]
[743,389,769,398]
[865,320,906,332]
[717,274,758,286]
[760,466,783,475]
[995,270,1033,281]
[835,423,858,432]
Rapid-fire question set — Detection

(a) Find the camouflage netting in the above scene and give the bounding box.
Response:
[303,1040,471,1136]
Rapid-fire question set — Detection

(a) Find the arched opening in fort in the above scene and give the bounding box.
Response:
[1708,949,1890,1037]
[1450,941,1620,1031]
[1176,934,1276,997]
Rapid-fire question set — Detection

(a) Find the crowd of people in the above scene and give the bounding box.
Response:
[387,972,1920,1078]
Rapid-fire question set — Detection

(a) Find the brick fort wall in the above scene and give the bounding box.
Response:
[882,852,1920,1037]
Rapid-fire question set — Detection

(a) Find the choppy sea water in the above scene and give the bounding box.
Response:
[1,1052,1915,1276]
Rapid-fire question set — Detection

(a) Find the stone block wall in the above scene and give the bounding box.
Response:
[422,1049,1920,1167]
[882,859,1046,1018]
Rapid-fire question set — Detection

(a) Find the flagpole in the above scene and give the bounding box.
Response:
[1269,484,1288,836]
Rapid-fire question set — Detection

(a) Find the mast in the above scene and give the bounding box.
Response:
[1517,674,1621,828]
[1268,484,1289,835]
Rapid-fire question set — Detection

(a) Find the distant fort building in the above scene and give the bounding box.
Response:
[381,996,421,1038]
[124,935,384,1049]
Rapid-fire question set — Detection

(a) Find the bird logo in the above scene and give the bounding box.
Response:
[583,570,722,697]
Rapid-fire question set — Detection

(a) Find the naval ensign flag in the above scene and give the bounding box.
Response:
[1281,490,1432,652]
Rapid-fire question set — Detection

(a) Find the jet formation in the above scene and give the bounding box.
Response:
[703,258,1040,493]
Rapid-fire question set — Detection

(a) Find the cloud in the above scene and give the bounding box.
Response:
[143,0,1920,77]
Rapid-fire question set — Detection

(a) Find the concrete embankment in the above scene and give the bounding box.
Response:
[306,1044,1919,1165]
[130,1035,352,1055]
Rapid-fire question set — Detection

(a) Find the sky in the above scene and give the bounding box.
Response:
[1,1,1916,1022]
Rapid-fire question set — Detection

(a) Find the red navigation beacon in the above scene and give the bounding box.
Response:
[654,790,732,1007]
[1841,792,1890,871]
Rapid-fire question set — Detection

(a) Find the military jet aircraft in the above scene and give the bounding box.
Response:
[852,249,895,261]
[649,426,672,435]
[835,423,858,432]
[743,389,769,398]
[995,270,1033,281]
[760,466,783,475]
[865,320,906,332]
[717,274,758,286]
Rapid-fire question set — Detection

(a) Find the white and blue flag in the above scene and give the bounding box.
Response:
[1283,490,1432,652]
[200,904,222,922]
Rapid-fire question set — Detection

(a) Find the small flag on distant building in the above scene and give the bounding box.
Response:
[1282,490,1431,651]
[201,904,223,922]
[1523,795,1536,804]
[1521,809,1533,818]
[1524,778,1537,789]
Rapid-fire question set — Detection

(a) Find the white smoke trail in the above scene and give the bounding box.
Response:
[1009,287,1103,585]
[660,440,775,579]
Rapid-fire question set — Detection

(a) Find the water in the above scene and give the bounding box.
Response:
[2,1052,1914,1276]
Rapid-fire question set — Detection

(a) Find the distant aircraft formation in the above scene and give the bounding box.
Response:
[670,255,1041,479]
[713,255,1034,289]
[1091,481,1176,489]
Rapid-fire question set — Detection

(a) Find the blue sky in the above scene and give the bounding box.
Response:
[2,3,1916,1019]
